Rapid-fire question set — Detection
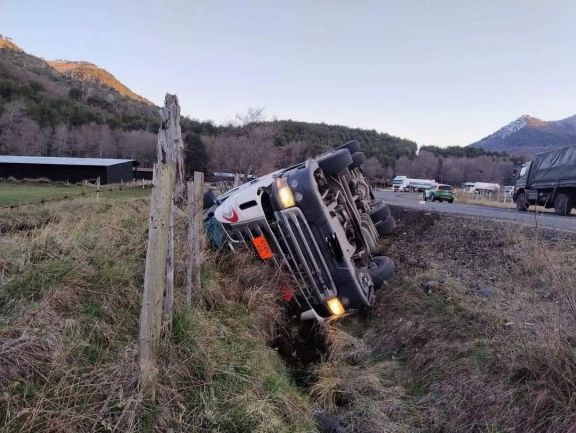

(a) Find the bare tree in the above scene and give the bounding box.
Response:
[363,157,384,179]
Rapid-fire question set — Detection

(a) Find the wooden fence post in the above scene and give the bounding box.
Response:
[163,207,174,332]
[186,172,204,305]
[139,94,184,401]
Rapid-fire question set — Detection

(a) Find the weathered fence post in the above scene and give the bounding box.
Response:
[139,94,184,401]
[186,171,204,305]
[163,207,175,332]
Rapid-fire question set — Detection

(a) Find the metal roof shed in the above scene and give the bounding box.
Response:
[0,156,136,184]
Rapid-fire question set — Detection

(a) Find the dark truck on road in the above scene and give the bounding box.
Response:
[513,146,576,216]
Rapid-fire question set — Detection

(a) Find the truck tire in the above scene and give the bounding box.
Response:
[369,201,391,222]
[374,214,396,236]
[516,192,528,212]
[318,149,353,176]
[336,139,361,154]
[369,256,394,289]
[554,193,574,216]
[350,152,367,169]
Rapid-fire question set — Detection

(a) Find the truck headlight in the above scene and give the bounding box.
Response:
[275,177,295,208]
[326,297,346,317]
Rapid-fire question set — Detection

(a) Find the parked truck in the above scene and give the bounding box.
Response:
[392,176,436,192]
[392,176,410,192]
[513,146,576,216]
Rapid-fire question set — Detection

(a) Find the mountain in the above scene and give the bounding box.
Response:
[0,34,420,174]
[470,114,576,156]
[0,34,161,164]
[0,35,21,52]
[48,60,153,105]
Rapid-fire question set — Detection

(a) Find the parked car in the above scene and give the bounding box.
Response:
[423,184,454,203]
[203,140,395,320]
[513,146,576,215]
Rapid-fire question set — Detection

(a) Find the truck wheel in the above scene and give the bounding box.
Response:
[336,139,361,154]
[554,193,574,216]
[448,199,454,203]
[369,201,391,222]
[318,149,353,176]
[431,196,436,202]
[369,256,394,289]
[349,152,367,169]
[516,192,528,212]
[374,214,396,236]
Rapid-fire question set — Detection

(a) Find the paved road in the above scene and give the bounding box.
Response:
[375,190,576,234]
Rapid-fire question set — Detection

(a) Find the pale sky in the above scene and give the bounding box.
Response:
[1,0,575,146]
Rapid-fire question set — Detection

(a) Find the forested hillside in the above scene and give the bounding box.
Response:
[0,34,521,184]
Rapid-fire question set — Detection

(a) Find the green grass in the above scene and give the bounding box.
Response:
[0,182,150,207]
[0,193,316,432]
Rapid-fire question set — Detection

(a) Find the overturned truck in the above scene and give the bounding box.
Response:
[204,140,395,320]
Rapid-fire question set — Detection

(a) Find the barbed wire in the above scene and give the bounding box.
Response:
[0,182,153,212]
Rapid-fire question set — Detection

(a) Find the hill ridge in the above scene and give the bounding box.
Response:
[470,113,576,155]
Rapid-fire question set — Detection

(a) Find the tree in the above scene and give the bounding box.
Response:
[68,87,83,101]
[363,157,384,179]
[184,133,209,174]
[206,124,275,176]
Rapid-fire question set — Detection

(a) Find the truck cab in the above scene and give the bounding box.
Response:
[513,148,575,216]
[392,176,408,192]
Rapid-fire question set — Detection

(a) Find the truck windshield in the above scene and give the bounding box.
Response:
[519,163,530,177]
[438,185,452,191]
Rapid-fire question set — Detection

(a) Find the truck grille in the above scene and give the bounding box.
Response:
[222,207,337,304]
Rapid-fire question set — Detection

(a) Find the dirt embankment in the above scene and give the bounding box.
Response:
[313,206,576,433]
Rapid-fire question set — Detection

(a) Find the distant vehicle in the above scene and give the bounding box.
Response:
[473,182,500,193]
[513,146,576,215]
[504,186,515,196]
[462,181,500,193]
[393,176,436,192]
[392,176,410,192]
[407,178,436,192]
[424,184,454,203]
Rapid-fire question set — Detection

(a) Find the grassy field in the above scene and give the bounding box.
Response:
[0,181,151,207]
[0,187,315,433]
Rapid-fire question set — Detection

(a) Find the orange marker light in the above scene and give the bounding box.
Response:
[252,235,274,260]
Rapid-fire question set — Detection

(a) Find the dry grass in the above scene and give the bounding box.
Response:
[311,207,576,433]
[0,194,315,432]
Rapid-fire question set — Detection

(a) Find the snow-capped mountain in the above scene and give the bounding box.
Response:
[470,114,576,155]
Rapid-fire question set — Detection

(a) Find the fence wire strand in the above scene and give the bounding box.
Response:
[0,182,153,212]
